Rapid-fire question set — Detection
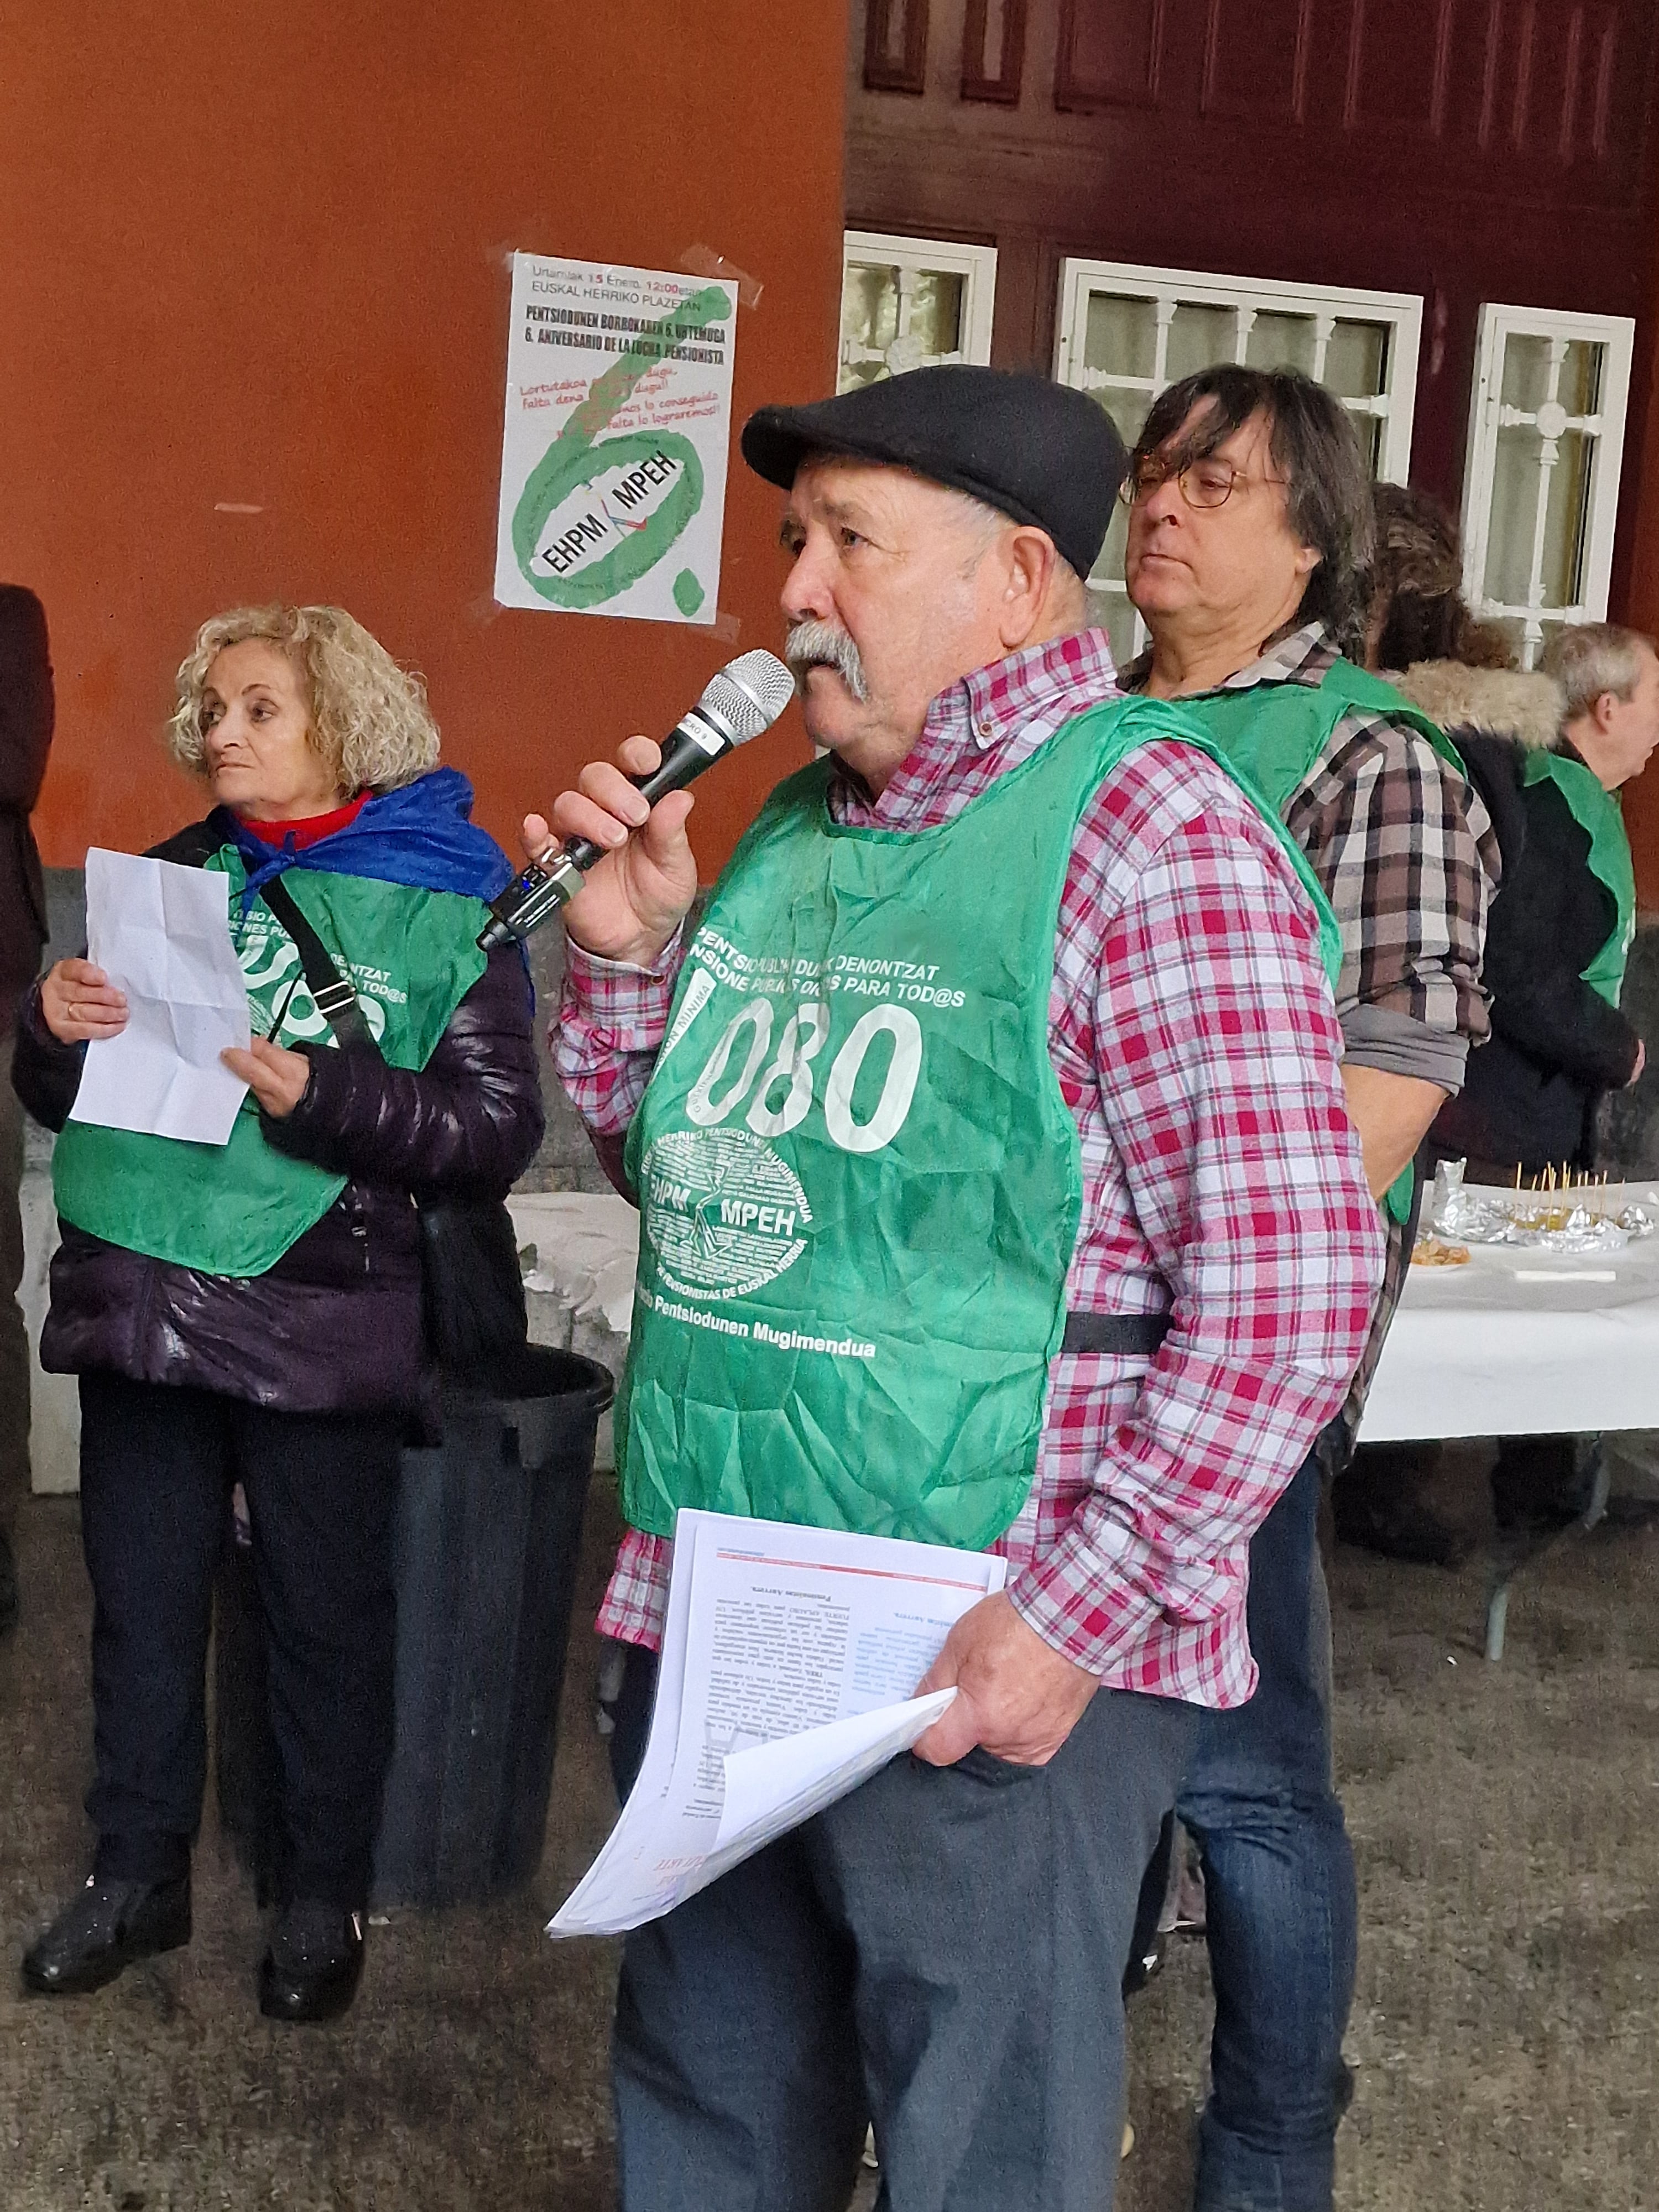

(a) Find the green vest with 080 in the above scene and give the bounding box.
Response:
[618,695,1342,1551]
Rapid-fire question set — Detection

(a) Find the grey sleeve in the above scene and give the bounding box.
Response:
[1339,1002,1468,1093]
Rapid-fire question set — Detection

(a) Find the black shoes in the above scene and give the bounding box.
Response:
[258,1900,366,2023]
[22,1875,367,2021]
[1332,1485,1474,1568]
[21,1874,191,1995]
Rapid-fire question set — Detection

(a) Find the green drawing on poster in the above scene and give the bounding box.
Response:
[672,568,705,616]
[512,285,732,612]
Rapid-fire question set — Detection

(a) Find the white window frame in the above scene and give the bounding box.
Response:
[839,231,998,388]
[1053,259,1422,478]
[1052,260,1422,656]
[1459,302,1636,669]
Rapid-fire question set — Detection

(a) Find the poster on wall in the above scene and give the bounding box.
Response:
[494,253,737,625]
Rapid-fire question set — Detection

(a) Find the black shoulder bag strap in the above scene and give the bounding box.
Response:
[255,868,528,1376]
[255,873,382,1059]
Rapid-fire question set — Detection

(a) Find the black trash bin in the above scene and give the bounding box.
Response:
[215,1344,614,1909]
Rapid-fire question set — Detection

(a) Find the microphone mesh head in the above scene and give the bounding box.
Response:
[698,650,796,746]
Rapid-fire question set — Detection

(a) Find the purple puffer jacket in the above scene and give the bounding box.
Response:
[14,898,545,1418]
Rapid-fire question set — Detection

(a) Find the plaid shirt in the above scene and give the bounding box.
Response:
[1121,622,1501,1429]
[553,629,1385,1707]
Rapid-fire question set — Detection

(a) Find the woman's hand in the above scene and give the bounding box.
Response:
[40,958,128,1044]
[522,734,698,969]
[222,1037,311,1117]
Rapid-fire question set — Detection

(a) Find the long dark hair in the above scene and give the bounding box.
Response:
[1132,366,1375,660]
[1369,483,1512,672]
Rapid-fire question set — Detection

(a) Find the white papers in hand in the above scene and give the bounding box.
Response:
[549,1510,1007,1938]
[68,849,251,1146]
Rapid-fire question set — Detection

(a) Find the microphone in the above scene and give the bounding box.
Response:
[477,649,798,951]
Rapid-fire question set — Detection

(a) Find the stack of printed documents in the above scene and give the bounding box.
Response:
[549,1509,1006,1938]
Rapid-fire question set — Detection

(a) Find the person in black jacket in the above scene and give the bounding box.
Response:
[13,605,543,2018]
[1425,624,1653,1535]
[1430,621,1653,1177]
[1338,509,1654,1555]
[0,586,53,1637]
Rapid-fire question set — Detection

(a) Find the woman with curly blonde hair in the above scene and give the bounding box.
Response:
[13,604,543,2021]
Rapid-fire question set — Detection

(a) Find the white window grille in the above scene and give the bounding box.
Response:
[1053,260,1423,664]
[839,231,998,393]
[1460,305,1635,671]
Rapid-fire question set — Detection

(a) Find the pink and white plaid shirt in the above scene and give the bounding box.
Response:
[552,629,1385,1708]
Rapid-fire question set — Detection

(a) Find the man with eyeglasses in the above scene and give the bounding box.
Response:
[1119,366,1499,2212]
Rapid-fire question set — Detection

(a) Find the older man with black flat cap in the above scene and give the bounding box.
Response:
[539,366,1385,2212]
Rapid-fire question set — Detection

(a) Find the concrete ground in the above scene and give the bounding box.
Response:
[4,1455,1658,2211]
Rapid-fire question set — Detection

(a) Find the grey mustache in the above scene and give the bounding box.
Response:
[784,620,869,704]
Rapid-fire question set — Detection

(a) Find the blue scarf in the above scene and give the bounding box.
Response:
[212,767,514,911]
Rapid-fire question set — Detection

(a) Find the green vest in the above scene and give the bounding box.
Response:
[1521,748,1636,1008]
[1167,657,1463,1228]
[617,696,1341,1549]
[53,852,489,1277]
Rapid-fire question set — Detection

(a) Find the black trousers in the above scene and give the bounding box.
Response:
[77,1373,401,1908]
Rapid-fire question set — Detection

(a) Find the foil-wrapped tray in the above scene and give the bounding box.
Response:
[1427,1160,1653,1252]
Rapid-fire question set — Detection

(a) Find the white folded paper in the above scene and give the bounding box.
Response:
[68,849,251,1146]
[549,1509,1007,1938]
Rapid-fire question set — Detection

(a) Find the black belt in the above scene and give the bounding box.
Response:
[1060,1312,1171,1358]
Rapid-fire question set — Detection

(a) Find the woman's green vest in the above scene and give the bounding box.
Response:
[1164,657,1465,1227]
[616,695,1341,1551]
[1521,748,1636,1008]
[51,850,488,1276]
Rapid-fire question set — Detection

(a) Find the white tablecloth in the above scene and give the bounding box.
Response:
[1359,1182,1659,1443]
[498,1186,1659,1450]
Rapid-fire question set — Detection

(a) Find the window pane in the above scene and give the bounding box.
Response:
[1344,408,1384,474]
[909,271,964,360]
[1245,310,1316,377]
[1500,333,1553,413]
[1483,420,1597,614]
[1483,423,1543,607]
[1165,302,1237,383]
[1324,320,1389,400]
[842,264,899,357]
[839,262,967,389]
[1099,387,1152,455]
[1558,340,1604,421]
[1084,292,1159,382]
[1540,427,1595,609]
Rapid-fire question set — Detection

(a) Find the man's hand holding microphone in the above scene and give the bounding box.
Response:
[520,733,700,971]
[485,648,796,961]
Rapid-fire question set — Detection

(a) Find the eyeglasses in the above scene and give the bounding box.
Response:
[1119,456,1249,510]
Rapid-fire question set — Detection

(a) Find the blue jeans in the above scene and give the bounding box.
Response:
[1177,1449,1355,2212]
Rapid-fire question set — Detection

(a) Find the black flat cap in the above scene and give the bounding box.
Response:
[740,365,1127,580]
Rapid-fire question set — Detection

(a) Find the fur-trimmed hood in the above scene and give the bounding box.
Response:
[1391,660,1565,752]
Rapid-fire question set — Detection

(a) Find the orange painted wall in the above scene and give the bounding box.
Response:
[0,2,847,877]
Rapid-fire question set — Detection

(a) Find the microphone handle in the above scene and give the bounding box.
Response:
[477,715,732,951]
[560,719,729,870]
